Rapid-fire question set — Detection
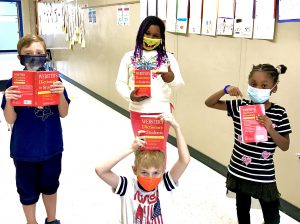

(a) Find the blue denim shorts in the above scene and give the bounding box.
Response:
[14,153,62,205]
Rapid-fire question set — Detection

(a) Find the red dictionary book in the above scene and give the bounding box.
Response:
[139,114,165,150]
[11,70,59,107]
[134,69,151,97]
[239,104,268,143]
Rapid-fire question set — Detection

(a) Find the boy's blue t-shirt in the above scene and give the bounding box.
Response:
[1,78,71,162]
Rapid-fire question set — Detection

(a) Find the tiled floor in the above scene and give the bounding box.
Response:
[0,80,299,223]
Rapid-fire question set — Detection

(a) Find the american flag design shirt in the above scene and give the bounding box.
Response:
[115,171,177,224]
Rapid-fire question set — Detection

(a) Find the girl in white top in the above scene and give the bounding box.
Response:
[116,16,184,152]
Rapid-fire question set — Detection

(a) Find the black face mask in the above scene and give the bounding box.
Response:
[19,55,48,71]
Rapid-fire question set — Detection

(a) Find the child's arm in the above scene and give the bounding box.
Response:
[3,86,20,124]
[95,136,145,190]
[50,81,69,118]
[205,85,243,111]
[257,115,290,151]
[162,114,190,183]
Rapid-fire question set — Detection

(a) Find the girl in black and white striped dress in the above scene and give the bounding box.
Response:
[205,64,291,224]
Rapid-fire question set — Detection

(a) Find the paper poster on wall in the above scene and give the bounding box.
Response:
[88,8,96,24]
[188,0,202,34]
[166,0,177,32]
[253,0,275,40]
[233,0,254,38]
[117,5,130,26]
[176,0,188,33]
[157,0,167,21]
[117,6,123,25]
[148,0,157,16]
[140,0,148,21]
[216,0,234,36]
[233,18,253,38]
[123,6,130,25]
[278,0,300,22]
[201,0,218,36]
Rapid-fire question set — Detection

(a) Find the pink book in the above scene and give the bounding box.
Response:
[134,69,151,97]
[240,104,268,143]
[139,114,165,150]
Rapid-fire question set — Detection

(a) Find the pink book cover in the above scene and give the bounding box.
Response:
[240,104,268,143]
[11,70,59,107]
[139,114,165,150]
[11,70,35,106]
[134,69,151,97]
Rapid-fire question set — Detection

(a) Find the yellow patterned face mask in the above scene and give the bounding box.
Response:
[143,36,161,51]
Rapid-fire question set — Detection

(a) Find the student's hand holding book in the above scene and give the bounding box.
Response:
[4,86,21,102]
[159,113,179,129]
[130,88,149,102]
[132,130,146,151]
[50,81,65,95]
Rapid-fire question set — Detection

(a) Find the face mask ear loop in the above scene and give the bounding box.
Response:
[270,81,279,92]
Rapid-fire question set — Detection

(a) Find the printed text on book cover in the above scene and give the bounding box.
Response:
[11,70,59,107]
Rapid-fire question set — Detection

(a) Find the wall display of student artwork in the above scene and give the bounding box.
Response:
[37,0,86,49]
[140,0,300,40]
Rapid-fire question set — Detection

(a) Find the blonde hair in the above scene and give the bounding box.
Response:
[134,150,164,169]
[17,34,46,55]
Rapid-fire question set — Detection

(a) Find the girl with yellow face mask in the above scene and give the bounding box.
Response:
[116,16,185,156]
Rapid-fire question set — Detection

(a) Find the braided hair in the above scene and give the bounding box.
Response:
[249,64,287,84]
[133,16,167,67]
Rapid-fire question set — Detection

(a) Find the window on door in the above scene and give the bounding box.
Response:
[0,1,23,51]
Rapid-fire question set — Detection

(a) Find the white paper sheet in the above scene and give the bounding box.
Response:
[166,0,177,32]
[233,0,254,38]
[176,0,189,33]
[216,0,234,36]
[189,0,202,34]
[157,0,167,20]
[253,0,275,40]
[148,0,157,16]
[140,0,148,21]
[201,0,218,36]
[278,0,300,22]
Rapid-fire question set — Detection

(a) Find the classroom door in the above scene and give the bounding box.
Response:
[0,2,20,51]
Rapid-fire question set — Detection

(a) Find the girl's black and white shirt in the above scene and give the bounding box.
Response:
[226,99,292,183]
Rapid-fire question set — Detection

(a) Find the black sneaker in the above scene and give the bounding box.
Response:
[44,218,61,224]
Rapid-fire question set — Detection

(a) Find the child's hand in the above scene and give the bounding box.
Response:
[160,113,180,129]
[226,86,243,98]
[4,86,21,102]
[50,81,65,95]
[156,64,174,83]
[257,115,273,132]
[132,130,146,151]
[130,89,149,102]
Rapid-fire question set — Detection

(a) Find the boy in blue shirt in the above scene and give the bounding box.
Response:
[1,34,70,224]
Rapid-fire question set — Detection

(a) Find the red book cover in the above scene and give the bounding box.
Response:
[240,104,268,143]
[134,69,151,97]
[139,114,165,150]
[11,70,59,107]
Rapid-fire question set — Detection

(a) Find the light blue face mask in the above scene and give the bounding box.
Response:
[247,84,277,104]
